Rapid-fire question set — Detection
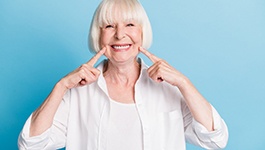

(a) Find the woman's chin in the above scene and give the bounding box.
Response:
[108,55,138,65]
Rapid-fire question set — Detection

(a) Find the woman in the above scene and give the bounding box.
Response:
[18,0,228,149]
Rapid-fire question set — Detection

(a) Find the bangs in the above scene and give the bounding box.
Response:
[97,0,143,27]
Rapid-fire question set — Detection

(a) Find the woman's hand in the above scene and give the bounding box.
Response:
[30,48,105,137]
[59,48,106,91]
[139,47,187,87]
[140,47,214,131]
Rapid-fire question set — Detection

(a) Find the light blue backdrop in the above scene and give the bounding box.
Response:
[1,0,264,149]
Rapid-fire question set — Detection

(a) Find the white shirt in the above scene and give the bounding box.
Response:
[107,99,143,150]
[18,58,228,150]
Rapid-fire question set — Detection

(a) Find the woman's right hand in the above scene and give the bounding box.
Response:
[58,48,106,91]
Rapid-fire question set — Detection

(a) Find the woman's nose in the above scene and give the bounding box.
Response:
[115,26,125,40]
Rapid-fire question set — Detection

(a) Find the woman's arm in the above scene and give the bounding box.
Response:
[139,47,213,131]
[29,48,105,137]
[177,77,213,131]
[30,82,67,137]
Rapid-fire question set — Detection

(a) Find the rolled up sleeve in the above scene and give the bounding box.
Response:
[18,115,56,150]
[18,91,70,150]
[185,105,229,149]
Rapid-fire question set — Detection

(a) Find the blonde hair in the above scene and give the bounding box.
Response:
[89,0,152,53]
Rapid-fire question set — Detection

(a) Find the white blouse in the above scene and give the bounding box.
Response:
[18,58,228,150]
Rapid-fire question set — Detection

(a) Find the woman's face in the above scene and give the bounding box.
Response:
[100,18,142,65]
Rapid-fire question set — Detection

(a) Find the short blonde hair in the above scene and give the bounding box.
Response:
[89,0,152,53]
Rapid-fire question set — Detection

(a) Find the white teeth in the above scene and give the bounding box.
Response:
[113,45,130,49]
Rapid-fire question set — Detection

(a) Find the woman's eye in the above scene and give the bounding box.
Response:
[127,23,134,27]
[105,25,113,28]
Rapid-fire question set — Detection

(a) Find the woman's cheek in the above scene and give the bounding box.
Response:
[132,28,142,42]
[103,46,112,59]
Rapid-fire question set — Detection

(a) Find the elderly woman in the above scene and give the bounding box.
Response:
[18,0,228,149]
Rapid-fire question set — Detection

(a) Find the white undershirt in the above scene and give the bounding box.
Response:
[107,99,143,150]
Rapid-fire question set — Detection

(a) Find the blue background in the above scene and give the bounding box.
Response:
[1,0,264,149]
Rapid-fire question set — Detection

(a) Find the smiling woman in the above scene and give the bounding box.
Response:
[18,0,228,149]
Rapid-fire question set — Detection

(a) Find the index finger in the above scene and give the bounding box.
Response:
[87,47,106,66]
[139,47,160,63]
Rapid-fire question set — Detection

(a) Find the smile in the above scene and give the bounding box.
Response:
[111,44,131,50]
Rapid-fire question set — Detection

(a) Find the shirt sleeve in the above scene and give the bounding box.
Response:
[183,101,229,149]
[18,91,70,150]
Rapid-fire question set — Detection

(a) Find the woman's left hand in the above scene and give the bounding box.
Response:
[139,47,187,87]
[140,47,214,131]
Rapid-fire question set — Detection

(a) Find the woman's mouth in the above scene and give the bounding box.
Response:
[111,44,131,51]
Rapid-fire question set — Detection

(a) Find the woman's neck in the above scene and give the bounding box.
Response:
[103,59,141,86]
